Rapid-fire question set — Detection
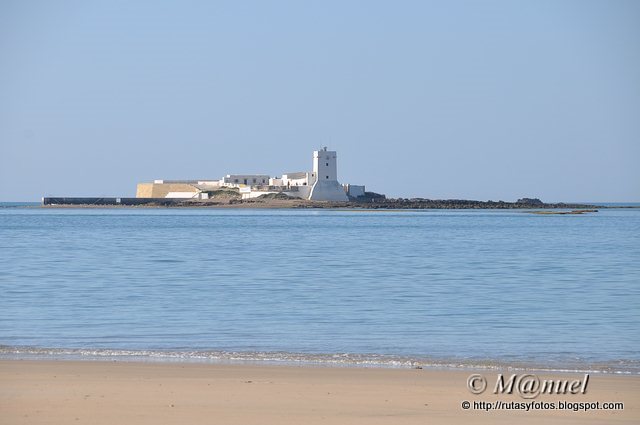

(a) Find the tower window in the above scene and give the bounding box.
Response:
[326,176,329,179]
[325,162,329,166]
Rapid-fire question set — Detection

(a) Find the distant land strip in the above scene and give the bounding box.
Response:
[40,196,611,210]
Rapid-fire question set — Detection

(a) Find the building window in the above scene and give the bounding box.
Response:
[325,162,329,166]
[234,179,238,183]
[252,178,256,183]
[326,175,329,179]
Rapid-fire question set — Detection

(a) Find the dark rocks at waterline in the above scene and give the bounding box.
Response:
[517,197,544,205]
[331,198,599,210]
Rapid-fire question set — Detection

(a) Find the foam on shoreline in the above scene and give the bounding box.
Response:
[1,345,637,375]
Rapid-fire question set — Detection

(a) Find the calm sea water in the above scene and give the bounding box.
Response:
[1,206,639,372]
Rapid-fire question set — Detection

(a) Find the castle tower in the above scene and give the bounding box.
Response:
[309,147,348,201]
[313,147,338,181]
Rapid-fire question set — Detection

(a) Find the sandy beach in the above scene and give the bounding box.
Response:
[1,360,637,424]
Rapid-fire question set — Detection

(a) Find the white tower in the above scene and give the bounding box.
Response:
[313,146,338,181]
[309,147,348,201]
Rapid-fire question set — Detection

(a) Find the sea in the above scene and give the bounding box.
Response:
[1,203,639,373]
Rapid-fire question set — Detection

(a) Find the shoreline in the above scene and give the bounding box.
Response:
[2,346,638,375]
[5,200,640,210]
[37,196,609,209]
[2,359,638,424]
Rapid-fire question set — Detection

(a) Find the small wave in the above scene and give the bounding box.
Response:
[1,345,638,374]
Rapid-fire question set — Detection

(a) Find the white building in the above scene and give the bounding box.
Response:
[281,171,312,187]
[221,175,270,186]
[343,184,366,198]
[308,148,348,201]
[222,147,348,201]
[139,148,356,202]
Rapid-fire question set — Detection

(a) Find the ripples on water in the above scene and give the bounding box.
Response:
[0,207,639,373]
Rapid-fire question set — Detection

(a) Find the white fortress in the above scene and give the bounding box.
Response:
[136,148,365,202]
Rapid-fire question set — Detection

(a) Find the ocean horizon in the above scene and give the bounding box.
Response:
[1,205,639,373]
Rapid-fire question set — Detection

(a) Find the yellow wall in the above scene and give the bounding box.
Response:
[136,183,199,198]
[136,183,155,198]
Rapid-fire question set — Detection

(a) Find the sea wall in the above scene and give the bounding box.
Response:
[42,197,187,206]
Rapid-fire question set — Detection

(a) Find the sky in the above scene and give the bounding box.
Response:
[1,0,639,202]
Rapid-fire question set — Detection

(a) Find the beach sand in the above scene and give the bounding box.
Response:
[1,360,637,424]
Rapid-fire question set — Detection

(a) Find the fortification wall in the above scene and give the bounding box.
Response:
[136,183,200,198]
[136,183,154,198]
[309,180,348,201]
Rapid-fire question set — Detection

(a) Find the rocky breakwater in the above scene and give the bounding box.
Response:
[326,196,599,210]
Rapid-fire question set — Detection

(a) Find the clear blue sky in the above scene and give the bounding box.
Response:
[1,0,638,202]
